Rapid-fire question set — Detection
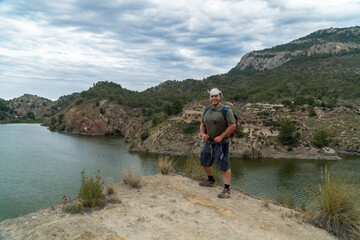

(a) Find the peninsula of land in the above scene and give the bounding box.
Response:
[0,174,336,240]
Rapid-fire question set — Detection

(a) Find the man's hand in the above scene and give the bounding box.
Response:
[202,133,210,141]
[214,136,223,143]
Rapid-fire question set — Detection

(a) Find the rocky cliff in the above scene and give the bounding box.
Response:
[42,99,150,138]
[231,27,360,72]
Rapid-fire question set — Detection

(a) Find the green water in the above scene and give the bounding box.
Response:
[0,124,359,222]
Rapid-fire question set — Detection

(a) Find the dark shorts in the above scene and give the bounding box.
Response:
[200,142,230,171]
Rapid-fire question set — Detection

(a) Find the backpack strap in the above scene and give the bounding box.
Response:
[203,106,211,116]
[220,105,230,123]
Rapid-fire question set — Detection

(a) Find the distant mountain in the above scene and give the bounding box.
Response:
[7,94,54,119]
[0,92,80,123]
[230,26,360,72]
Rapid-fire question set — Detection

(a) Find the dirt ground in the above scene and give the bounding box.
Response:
[0,174,336,240]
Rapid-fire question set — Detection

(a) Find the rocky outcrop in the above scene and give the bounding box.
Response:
[234,51,302,71]
[43,100,149,138]
[232,27,360,72]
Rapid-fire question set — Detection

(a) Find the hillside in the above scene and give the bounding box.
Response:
[0,93,79,123]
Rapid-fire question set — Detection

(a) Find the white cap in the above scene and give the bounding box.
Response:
[207,88,222,96]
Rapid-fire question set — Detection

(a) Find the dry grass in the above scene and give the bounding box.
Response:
[308,166,360,240]
[120,166,142,188]
[158,156,175,175]
[106,185,115,195]
[184,156,222,184]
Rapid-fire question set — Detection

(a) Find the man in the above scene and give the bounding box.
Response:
[199,88,235,198]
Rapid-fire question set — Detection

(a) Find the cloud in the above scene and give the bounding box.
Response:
[0,0,360,99]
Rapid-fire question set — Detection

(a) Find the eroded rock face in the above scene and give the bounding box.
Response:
[235,51,302,71]
[234,41,360,72]
[307,42,349,56]
[43,102,148,138]
[232,26,360,72]
[67,117,110,135]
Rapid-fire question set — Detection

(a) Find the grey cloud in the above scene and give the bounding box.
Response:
[1,0,360,99]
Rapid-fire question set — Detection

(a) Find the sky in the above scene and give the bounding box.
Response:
[1,0,360,100]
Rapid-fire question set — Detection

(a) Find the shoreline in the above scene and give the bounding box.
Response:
[0,174,336,240]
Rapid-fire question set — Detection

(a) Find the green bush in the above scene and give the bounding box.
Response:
[277,118,300,145]
[182,125,197,134]
[309,108,317,117]
[56,123,67,132]
[152,115,161,128]
[312,130,331,148]
[0,111,6,120]
[100,107,105,114]
[77,169,104,208]
[140,131,150,140]
[276,194,296,209]
[74,98,84,106]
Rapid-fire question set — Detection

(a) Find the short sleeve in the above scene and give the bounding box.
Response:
[225,108,235,124]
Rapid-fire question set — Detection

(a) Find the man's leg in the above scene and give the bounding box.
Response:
[222,168,231,185]
[216,143,231,198]
[204,166,213,176]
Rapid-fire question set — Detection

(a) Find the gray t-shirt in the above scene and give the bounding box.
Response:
[202,105,235,143]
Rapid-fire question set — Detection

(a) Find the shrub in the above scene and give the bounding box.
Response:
[140,131,150,140]
[312,130,331,148]
[77,169,105,208]
[158,156,175,175]
[294,96,307,106]
[74,98,84,106]
[121,166,142,188]
[182,125,197,134]
[277,118,300,145]
[99,107,105,114]
[308,167,360,239]
[257,111,269,116]
[56,123,67,131]
[275,194,296,209]
[281,100,292,106]
[309,108,317,117]
[172,99,183,115]
[235,125,246,138]
[184,157,222,184]
[152,115,161,128]
[241,147,262,158]
[63,202,84,214]
[184,156,205,181]
[106,185,115,195]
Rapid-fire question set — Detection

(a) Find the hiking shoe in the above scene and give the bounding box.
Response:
[199,180,216,187]
[218,188,231,198]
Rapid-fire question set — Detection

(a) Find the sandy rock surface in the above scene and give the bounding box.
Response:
[0,174,336,240]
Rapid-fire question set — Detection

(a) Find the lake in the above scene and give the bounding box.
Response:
[0,124,359,222]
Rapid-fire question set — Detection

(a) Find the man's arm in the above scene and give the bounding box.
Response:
[200,123,210,141]
[214,123,235,143]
